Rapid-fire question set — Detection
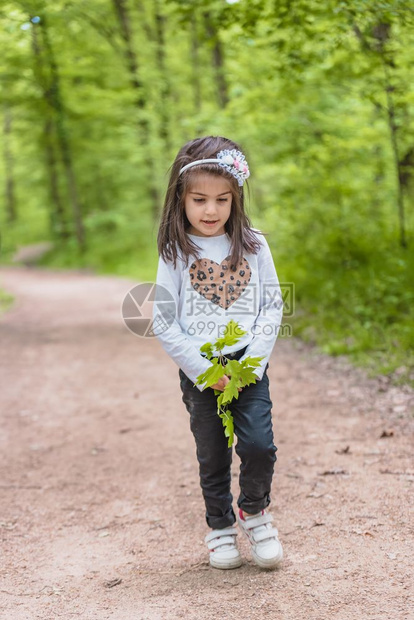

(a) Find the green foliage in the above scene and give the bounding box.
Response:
[195,320,264,447]
[283,241,414,385]
[0,0,413,385]
[214,318,246,350]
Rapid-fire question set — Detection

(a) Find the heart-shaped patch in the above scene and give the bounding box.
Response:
[189,256,251,309]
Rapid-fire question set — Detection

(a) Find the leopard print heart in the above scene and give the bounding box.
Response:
[189,256,251,309]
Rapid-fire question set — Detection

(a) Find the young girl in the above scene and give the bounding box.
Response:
[153,136,284,570]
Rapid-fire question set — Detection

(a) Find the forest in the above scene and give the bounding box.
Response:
[1,0,413,384]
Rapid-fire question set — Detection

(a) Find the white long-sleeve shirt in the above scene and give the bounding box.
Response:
[153,230,283,390]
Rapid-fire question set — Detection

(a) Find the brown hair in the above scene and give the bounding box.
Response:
[157,136,262,270]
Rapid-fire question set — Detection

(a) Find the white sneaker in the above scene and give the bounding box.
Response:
[238,509,283,569]
[205,526,242,570]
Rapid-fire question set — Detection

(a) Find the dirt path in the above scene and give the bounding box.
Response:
[0,266,413,620]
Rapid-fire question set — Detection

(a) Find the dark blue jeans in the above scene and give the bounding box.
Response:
[179,347,277,530]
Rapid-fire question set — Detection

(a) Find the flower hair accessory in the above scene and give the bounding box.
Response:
[179,149,250,186]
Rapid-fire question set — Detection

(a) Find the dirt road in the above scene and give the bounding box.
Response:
[0,266,413,620]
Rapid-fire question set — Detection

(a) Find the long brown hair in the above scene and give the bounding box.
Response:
[157,136,262,270]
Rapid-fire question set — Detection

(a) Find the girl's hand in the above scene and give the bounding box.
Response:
[211,376,230,391]
[211,376,243,392]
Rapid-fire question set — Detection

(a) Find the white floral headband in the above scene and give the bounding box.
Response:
[178,149,250,186]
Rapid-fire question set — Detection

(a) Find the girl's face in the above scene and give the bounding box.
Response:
[184,173,232,237]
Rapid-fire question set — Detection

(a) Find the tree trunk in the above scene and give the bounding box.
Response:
[203,11,228,108]
[383,62,406,248]
[44,118,68,239]
[372,22,407,248]
[398,146,414,190]
[3,106,16,223]
[191,13,202,114]
[112,0,146,120]
[33,15,86,251]
[32,23,67,239]
[154,0,172,153]
[112,0,161,220]
[353,20,407,248]
[40,17,85,250]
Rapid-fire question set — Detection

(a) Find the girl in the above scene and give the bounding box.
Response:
[153,136,284,570]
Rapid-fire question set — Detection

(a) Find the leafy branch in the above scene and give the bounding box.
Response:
[195,320,264,447]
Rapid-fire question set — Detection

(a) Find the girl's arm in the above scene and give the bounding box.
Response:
[238,236,284,379]
[153,255,213,391]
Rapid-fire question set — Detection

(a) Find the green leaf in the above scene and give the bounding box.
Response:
[195,358,225,388]
[221,375,240,404]
[217,391,225,409]
[241,356,265,368]
[214,319,246,351]
[238,366,260,386]
[219,409,234,448]
[200,342,214,359]
[224,359,242,379]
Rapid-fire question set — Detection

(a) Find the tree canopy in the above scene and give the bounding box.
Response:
[1,0,413,382]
